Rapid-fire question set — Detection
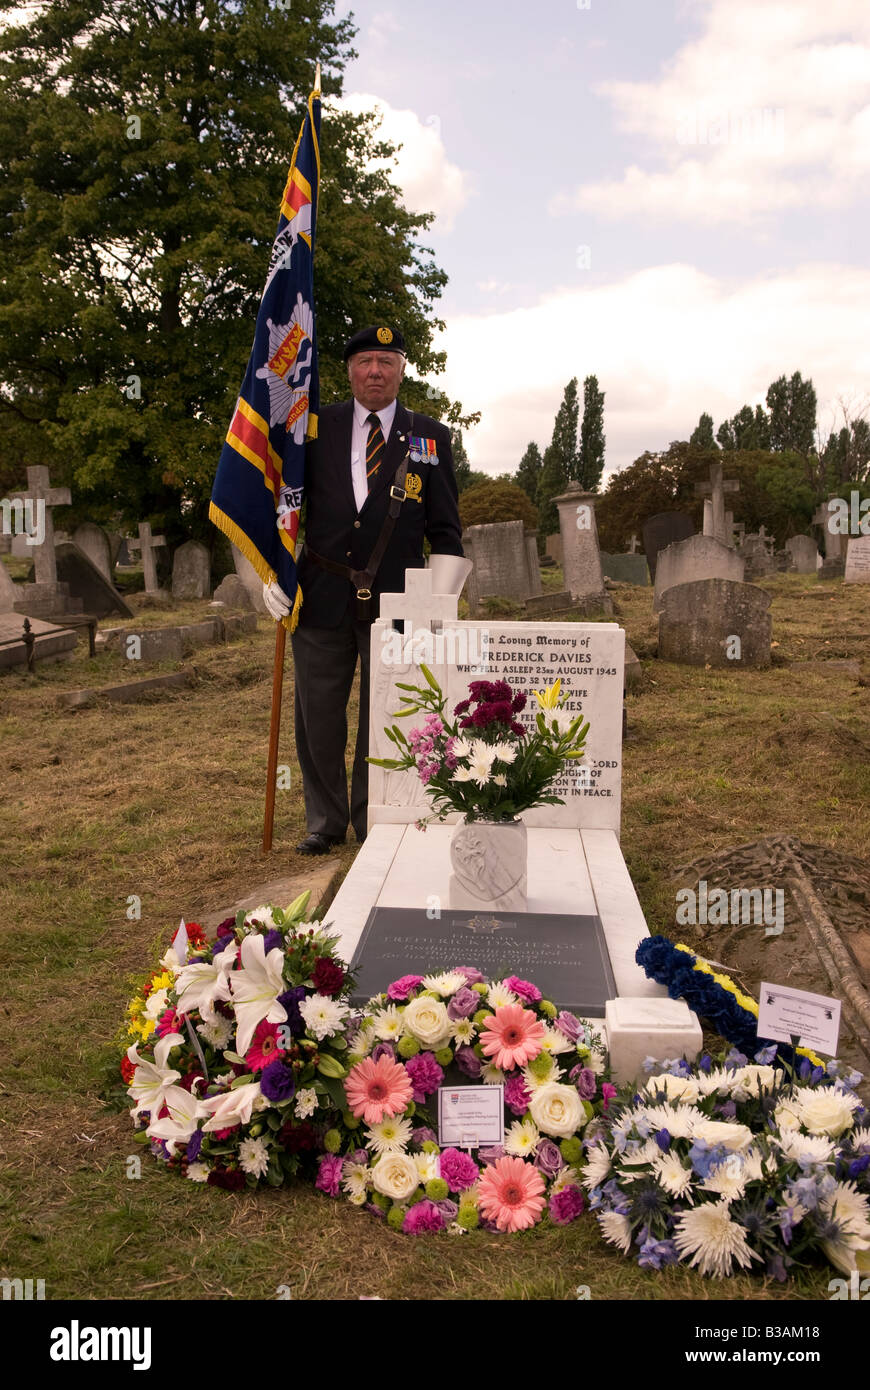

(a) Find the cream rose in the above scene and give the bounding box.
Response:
[528,1082,585,1138]
[691,1119,754,1152]
[401,995,452,1048]
[643,1073,700,1104]
[775,1099,801,1131]
[730,1065,780,1099]
[795,1087,859,1138]
[371,1152,420,1202]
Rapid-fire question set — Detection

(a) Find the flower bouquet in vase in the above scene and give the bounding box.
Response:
[368,668,589,911]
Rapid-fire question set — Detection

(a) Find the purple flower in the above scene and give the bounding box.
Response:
[186,1129,203,1162]
[504,976,542,1003]
[436,1198,458,1222]
[655,1129,671,1153]
[554,1010,583,1042]
[478,1144,505,1164]
[439,1148,480,1192]
[403,1200,445,1234]
[315,1154,343,1197]
[263,929,283,954]
[387,974,424,1002]
[638,1237,678,1269]
[215,917,236,938]
[405,1052,444,1102]
[455,1045,482,1079]
[412,1126,438,1146]
[534,1139,564,1179]
[549,1185,585,1226]
[447,986,479,1020]
[371,1041,397,1063]
[572,1066,598,1101]
[277,985,307,1037]
[504,1074,532,1116]
[260,1059,297,1103]
[454,966,486,985]
[212,936,232,956]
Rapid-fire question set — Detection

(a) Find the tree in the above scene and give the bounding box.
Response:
[536,378,579,535]
[818,396,870,488]
[577,374,605,489]
[459,480,538,530]
[0,0,476,544]
[450,428,473,491]
[689,413,717,449]
[766,372,817,455]
[515,441,543,505]
[715,403,770,451]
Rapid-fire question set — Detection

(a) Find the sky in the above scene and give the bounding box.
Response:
[330,0,870,478]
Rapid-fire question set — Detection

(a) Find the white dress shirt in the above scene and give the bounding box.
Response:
[350,397,398,512]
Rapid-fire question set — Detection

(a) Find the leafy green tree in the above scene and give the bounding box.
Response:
[577,374,605,489]
[450,428,473,491]
[766,372,817,455]
[536,378,579,535]
[515,442,542,505]
[459,480,538,530]
[689,412,717,449]
[0,0,475,545]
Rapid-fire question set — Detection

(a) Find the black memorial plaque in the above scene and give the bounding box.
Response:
[349,907,616,1017]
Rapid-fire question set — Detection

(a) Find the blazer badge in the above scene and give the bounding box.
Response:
[405,472,423,503]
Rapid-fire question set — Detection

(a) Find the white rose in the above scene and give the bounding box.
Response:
[528,1082,585,1138]
[643,1073,700,1104]
[775,1099,801,1131]
[691,1119,754,1152]
[401,995,452,1048]
[795,1088,859,1138]
[729,1065,780,1099]
[371,1152,420,1202]
[144,987,170,1020]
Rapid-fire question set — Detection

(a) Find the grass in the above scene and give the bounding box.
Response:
[1,570,868,1300]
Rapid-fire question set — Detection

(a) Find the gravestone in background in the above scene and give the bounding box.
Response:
[212,573,255,610]
[844,535,870,584]
[784,535,820,574]
[695,460,740,546]
[0,558,19,611]
[600,552,649,585]
[524,531,543,596]
[28,542,134,618]
[642,511,694,583]
[129,522,168,596]
[171,540,211,600]
[231,542,269,613]
[658,578,772,669]
[545,533,562,566]
[653,534,744,613]
[72,523,113,580]
[463,520,534,615]
[554,483,611,613]
[741,530,775,579]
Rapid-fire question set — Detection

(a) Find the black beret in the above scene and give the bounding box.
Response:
[343,324,406,361]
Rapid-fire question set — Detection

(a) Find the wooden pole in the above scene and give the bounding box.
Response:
[262,620,287,853]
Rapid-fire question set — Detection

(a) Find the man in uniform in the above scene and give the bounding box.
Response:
[263,325,464,854]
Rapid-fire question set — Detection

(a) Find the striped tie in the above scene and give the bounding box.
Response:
[365,412,386,491]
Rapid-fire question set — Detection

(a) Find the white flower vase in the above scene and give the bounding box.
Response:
[448,817,528,912]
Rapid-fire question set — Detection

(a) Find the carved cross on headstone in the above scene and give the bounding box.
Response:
[128,522,167,594]
[9,465,71,585]
[695,461,740,546]
[627,534,639,554]
[378,566,460,636]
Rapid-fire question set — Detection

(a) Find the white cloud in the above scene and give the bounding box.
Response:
[551,0,870,225]
[337,93,472,232]
[438,261,870,475]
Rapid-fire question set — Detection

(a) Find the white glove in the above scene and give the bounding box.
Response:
[262,579,292,621]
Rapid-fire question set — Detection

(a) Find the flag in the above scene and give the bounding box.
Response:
[209,83,321,632]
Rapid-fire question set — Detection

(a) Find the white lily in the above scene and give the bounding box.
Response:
[126,1032,186,1117]
[229,933,287,1056]
[199,1081,263,1132]
[145,1084,203,1154]
[174,941,238,1024]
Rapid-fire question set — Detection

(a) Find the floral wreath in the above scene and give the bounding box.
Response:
[635,936,825,1069]
[314,968,613,1235]
[121,894,354,1188]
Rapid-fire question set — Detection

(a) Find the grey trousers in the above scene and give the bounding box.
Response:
[291,613,372,843]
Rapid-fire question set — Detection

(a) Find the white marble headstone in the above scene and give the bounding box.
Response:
[844,535,870,584]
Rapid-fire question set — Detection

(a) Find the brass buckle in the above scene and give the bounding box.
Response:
[390,485,406,501]
[356,587,372,600]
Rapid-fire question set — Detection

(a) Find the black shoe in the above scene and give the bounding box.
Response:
[296,832,344,855]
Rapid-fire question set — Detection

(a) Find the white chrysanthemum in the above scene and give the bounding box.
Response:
[246,905,279,930]
[549,1165,573,1194]
[414,1151,440,1183]
[491,741,517,764]
[186,1163,210,1182]
[422,971,468,998]
[643,1073,700,1104]
[702,1160,747,1203]
[504,1119,540,1157]
[540,1025,573,1056]
[365,1115,413,1155]
[485,981,518,1010]
[850,1127,870,1153]
[452,736,471,759]
[582,1142,613,1189]
[299,992,350,1041]
[640,1103,705,1140]
[372,1004,403,1041]
[482,1064,505,1085]
[673,1200,761,1277]
[492,774,507,788]
[690,1119,754,1152]
[451,767,473,783]
[349,1022,377,1061]
[618,1139,661,1167]
[347,1189,366,1206]
[197,1016,233,1049]
[522,1053,559,1091]
[819,1182,870,1245]
[294,1087,318,1119]
[694,1067,738,1097]
[238,1137,270,1178]
[586,1047,607,1076]
[598,1211,632,1254]
[773,1130,836,1164]
[342,1163,369,1203]
[468,739,497,786]
[452,1017,476,1045]
[653,1152,695,1200]
[741,1146,765,1182]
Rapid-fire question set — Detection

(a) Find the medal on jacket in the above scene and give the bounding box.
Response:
[409,435,439,465]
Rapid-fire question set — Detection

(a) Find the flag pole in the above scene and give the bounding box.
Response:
[263,619,286,854]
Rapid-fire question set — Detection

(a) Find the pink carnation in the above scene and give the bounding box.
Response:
[155,1007,179,1038]
[504,976,542,1003]
[504,1074,532,1117]
[549,1184,585,1226]
[601,1082,618,1111]
[387,974,424,1002]
[405,1051,444,1102]
[402,1199,445,1234]
[315,1153,343,1197]
[439,1148,480,1193]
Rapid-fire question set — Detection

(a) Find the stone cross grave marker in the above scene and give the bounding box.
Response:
[695,461,739,546]
[627,534,640,554]
[812,500,846,562]
[129,522,167,594]
[8,465,71,585]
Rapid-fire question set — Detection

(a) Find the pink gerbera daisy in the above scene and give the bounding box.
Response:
[478,1156,546,1232]
[245,1019,282,1072]
[480,1003,545,1070]
[344,1055,414,1124]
